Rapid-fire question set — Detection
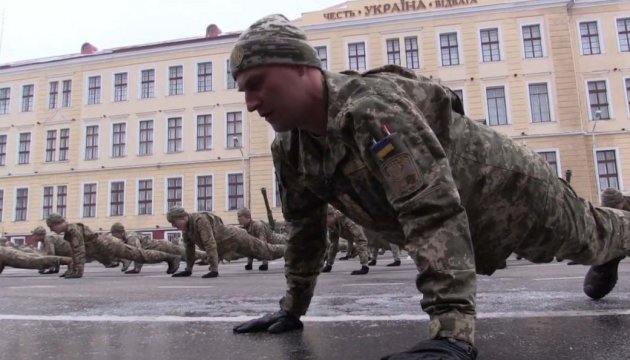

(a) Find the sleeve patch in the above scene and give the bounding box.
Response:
[379,153,422,198]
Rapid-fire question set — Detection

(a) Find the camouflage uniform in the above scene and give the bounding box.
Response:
[116,231,206,273]
[364,228,401,263]
[230,14,630,348]
[179,211,286,273]
[61,223,180,277]
[0,246,71,274]
[269,64,630,344]
[326,209,369,267]
[243,219,275,268]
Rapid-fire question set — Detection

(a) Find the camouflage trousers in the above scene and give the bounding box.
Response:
[214,225,286,273]
[370,243,401,262]
[326,236,369,266]
[0,247,71,274]
[130,239,206,272]
[246,232,288,267]
[85,235,180,273]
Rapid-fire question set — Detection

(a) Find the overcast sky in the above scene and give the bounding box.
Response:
[0,0,344,64]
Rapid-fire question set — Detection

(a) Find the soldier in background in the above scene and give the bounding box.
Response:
[46,213,181,279]
[364,228,402,267]
[1,240,71,275]
[110,222,207,274]
[237,207,275,271]
[322,205,370,275]
[31,226,71,274]
[167,207,286,278]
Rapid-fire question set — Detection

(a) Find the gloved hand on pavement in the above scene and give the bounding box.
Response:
[171,269,192,277]
[233,309,303,334]
[381,337,477,360]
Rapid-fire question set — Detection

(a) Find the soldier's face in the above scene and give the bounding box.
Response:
[237,214,250,226]
[237,65,310,132]
[111,231,124,239]
[51,222,67,234]
[173,218,187,230]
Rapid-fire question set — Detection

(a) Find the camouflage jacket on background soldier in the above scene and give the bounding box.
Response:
[242,219,275,244]
[182,212,224,272]
[64,223,97,275]
[43,234,72,257]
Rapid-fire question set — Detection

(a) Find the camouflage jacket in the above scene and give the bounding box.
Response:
[43,234,71,257]
[123,232,151,248]
[64,223,97,267]
[327,211,367,245]
[182,212,223,272]
[272,65,561,342]
[243,219,274,243]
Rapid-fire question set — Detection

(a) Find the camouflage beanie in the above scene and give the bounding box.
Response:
[601,188,623,207]
[167,207,188,224]
[46,213,65,228]
[31,226,47,236]
[229,14,322,80]
[110,222,125,233]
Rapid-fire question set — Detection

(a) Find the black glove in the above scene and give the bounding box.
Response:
[381,338,477,360]
[201,271,218,278]
[172,270,192,277]
[233,310,303,334]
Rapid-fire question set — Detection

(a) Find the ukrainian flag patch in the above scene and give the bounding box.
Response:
[372,138,395,160]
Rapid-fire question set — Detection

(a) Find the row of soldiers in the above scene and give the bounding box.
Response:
[0,204,408,278]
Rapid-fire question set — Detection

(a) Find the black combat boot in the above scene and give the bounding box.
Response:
[351,265,369,275]
[166,257,180,274]
[368,259,377,266]
[259,264,268,271]
[386,260,401,267]
[583,256,625,300]
[125,269,140,274]
[321,264,332,273]
[245,263,253,271]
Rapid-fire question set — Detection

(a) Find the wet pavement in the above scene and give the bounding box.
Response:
[1,256,629,360]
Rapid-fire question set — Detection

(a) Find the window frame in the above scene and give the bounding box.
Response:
[226,172,245,211]
[81,182,98,218]
[594,148,623,192]
[108,180,126,217]
[14,187,29,222]
[136,178,154,216]
[138,119,154,156]
[195,174,215,212]
[585,79,613,120]
[165,176,184,211]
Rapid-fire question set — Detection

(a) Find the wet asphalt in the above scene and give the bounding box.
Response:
[1,255,629,360]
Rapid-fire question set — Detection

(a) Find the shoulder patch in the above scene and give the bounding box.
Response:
[379,153,422,198]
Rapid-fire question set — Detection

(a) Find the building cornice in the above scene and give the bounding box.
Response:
[302,0,573,33]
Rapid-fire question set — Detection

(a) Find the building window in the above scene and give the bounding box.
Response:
[227,173,244,210]
[486,86,508,126]
[440,32,460,66]
[386,39,401,66]
[596,150,619,191]
[0,189,3,221]
[18,132,31,164]
[165,231,182,243]
[226,112,243,148]
[197,175,213,211]
[315,46,328,70]
[580,21,601,55]
[110,181,125,216]
[529,83,551,123]
[452,89,464,109]
[114,72,128,102]
[49,81,58,109]
[62,80,72,108]
[112,123,126,158]
[619,18,630,52]
[87,76,101,104]
[537,151,559,176]
[587,80,610,120]
[347,42,366,72]
[0,134,6,166]
[139,120,153,156]
[56,185,67,218]
[522,24,543,58]
[480,28,501,62]
[226,60,236,90]
[405,36,420,69]
[22,84,34,112]
[43,186,54,219]
[197,62,213,92]
[166,177,182,210]
[82,183,97,218]
[15,188,28,221]
[167,117,183,153]
[0,87,9,114]
[168,65,183,95]
[138,179,153,215]
[85,125,99,160]
[141,69,155,98]
[59,129,69,161]
[45,130,57,162]
[196,114,212,151]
